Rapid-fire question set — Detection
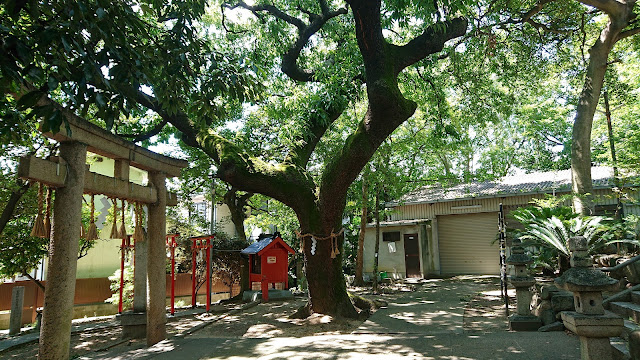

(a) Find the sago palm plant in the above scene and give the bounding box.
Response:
[520,216,607,256]
[511,204,607,274]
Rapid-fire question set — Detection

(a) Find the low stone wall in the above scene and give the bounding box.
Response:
[531,282,575,331]
[0,293,232,330]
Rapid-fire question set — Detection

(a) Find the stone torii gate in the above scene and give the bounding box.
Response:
[17,114,187,359]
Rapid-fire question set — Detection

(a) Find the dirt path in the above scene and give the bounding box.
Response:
[0,277,513,358]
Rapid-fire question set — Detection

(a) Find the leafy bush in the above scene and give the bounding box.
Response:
[106,267,134,310]
[510,201,608,274]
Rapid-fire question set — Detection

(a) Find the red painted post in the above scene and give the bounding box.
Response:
[261,279,269,302]
[166,234,177,315]
[191,238,197,308]
[118,237,125,314]
[206,238,211,312]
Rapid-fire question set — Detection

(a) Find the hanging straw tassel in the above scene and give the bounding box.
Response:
[118,199,127,238]
[133,202,144,243]
[330,235,338,259]
[110,198,120,239]
[87,194,99,241]
[43,186,53,239]
[80,222,87,239]
[31,183,46,238]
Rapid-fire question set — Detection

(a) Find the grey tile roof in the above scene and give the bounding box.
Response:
[392,167,619,205]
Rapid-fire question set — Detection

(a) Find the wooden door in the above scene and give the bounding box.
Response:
[404,233,421,278]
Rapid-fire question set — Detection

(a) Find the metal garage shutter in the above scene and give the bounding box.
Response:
[438,212,499,275]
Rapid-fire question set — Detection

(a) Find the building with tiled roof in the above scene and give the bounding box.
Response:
[392,167,618,205]
[362,167,640,280]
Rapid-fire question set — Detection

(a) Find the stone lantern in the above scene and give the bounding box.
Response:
[555,236,622,360]
[507,238,541,331]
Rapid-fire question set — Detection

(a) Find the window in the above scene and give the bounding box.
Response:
[195,202,207,217]
[383,231,400,242]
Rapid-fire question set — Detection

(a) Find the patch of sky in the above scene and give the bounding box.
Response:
[148,134,187,160]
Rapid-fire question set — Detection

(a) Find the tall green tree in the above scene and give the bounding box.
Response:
[2,0,468,317]
[569,0,639,215]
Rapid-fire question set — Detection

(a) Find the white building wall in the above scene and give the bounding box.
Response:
[42,154,148,279]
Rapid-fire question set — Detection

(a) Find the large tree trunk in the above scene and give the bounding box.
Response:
[571,0,636,215]
[176,0,466,319]
[354,177,368,286]
[299,208,359,318]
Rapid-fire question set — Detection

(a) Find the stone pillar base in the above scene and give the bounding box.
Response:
[509,314,541,331]
[579,336,613,360]
[117,311,147,339]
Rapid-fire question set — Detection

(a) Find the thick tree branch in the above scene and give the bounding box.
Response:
[0,180,31,235]
[227,1,347,82]
[78,77,319,218]
[123,88,201,148]
[227,1,305,29]
[24,272,46,291]
[617,26,640,40]
[393,18,468,73]
[120,88,319,215]
[118,119,168,142]
[196,130,317,217]
[521,0,557,22]
[285,101,347,167]
[578,0,627,16]
[317,0,467,226]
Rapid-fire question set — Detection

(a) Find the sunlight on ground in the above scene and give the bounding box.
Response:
[244,323,284,337]
[391,310,462,326]
[481,289,516,297]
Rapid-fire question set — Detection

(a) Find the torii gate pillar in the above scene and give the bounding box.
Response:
[19,111,187,359]
[38,142,87,360]
[147,171,167,345]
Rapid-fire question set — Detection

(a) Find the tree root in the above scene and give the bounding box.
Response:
[289,293,387,320]
[349,293,387,320]
[289,302,312,319]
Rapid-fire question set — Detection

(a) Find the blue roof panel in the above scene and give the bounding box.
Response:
[241,236,274,255]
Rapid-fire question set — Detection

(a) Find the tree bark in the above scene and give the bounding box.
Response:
[223,188,252,242]
[299,208,359,318]
[571,0,636,215]
[354,177,368,286]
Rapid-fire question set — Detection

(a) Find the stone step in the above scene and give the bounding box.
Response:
[622,320,640,342]
[631,291,640,305]
[610,301,640,323]
[611,337,631,360]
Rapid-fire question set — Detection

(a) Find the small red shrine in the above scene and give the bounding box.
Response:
[241,233,294,301]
